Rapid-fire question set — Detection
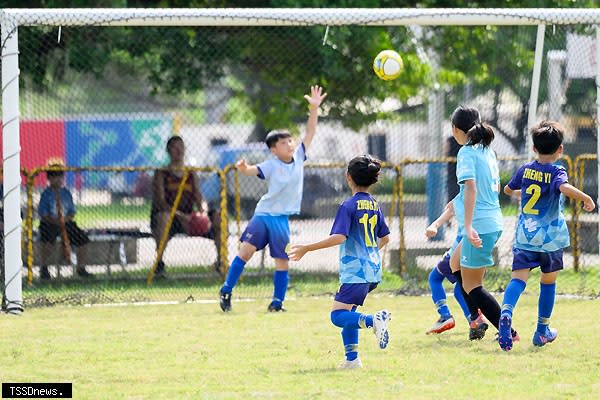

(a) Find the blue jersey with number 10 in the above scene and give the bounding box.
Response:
[330,192,390,284]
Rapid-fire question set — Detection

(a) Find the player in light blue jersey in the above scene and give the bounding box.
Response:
[219,85,327,312]
[288,155,391,369]
[451,107,520,342]
[498,121,595,351]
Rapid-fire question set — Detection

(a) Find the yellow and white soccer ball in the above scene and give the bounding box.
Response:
[373,50,403,81]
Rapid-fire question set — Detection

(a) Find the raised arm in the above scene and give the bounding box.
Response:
[560,183,596,212]
[302,85,327,152]
[235,159,260,177]
[287,234,346,261]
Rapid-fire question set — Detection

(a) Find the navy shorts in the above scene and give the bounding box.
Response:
[512,248,564,273]
[436,254,456,284]
[241,215,290,259]
[334,282,379,306]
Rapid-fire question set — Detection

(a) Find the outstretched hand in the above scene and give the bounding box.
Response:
[425,224,438,239]
[583,197,595,212]
[235,159,248,173]
[287,244,308,261]
[304,85,327,109]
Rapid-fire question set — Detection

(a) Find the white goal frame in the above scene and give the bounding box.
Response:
[2,8,600,313]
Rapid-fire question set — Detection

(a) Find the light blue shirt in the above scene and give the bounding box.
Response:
[254,143,306,216]
[454,144,503,235]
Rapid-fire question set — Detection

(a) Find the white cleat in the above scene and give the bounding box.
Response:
[338,357,363,370]
[373,310,392,349]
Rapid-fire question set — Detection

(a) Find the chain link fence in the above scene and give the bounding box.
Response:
[1,20,599,306]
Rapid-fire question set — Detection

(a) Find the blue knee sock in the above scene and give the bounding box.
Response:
[330,310,374,329]
[272,270,289,305]
[429,268,451,318]
[453,282,471,322]
[342,328,359,361]
[221,256,246,293]
[501,278,527,317]
[537,282,556,333]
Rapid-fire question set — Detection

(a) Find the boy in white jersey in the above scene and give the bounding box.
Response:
[219,85,327,312]
[498,121,595,351]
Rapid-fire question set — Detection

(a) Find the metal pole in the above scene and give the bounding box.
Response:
[596,25,600,263]
[1,14,24,314]
[526,24,546,159]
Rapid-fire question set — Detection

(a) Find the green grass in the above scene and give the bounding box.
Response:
[76,202,151,228]
[1,296,599,399]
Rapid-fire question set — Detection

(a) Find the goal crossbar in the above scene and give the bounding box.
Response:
[2,8,600,27]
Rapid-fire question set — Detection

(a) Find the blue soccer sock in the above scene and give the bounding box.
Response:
[221,256,246,294]
[501,278,527,317]
[453,282,471,322]
[330,310,374,330]
[342,328,359,361]
[429,268,451,318]
[271,270,289,305]
[537,282,556,334]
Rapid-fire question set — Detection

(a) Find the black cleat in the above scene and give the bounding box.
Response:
[469,316,489,341]
[220,290,232,312]
[267,301,286,312]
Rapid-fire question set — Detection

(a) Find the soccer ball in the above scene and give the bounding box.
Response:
[373,50,403,81]
[189,212,211,236]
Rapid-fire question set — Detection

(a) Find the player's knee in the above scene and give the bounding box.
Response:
[330,310,345,327]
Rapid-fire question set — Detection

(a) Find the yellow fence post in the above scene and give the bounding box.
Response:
[147,169,190,285]
[26,169,36,286]
[218,167,229,278]
[396,164,405,275]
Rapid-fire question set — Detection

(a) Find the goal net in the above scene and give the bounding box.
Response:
[2,8,599,310]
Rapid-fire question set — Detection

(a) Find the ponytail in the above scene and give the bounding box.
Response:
[466,123,494,147]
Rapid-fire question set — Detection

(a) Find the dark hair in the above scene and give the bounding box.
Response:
[166,135,184,152]
[451,105,481,133]
[466,123,495,147]
[531,120,564,155]
[265,130,292,149]
[347,154,381,187]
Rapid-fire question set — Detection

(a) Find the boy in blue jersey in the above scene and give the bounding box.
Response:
[219,85,327,312]
[499,121,595,351]
[288,155,391,369]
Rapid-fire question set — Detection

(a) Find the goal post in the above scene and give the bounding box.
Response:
[3,8,600,310]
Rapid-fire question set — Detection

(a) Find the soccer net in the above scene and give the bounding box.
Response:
[2,9,599,309]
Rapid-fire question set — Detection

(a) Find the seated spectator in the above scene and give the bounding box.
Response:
[150,136,221,277]
[38,163,91,280]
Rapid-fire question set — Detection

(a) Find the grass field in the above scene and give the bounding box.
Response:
[1,295,599,399]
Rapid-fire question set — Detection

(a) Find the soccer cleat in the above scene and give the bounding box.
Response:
[468,314,489,341]
[76,268,93,278]
[373,310,391,349]
[426,315,456,334]
[267,301,286,312]
[338,357,363,370]
[219,290,232,312]
[532,327,558,347]
[498,314,513,351]
[154,261,168,279]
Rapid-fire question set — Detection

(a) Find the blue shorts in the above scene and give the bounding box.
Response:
[334,283,378,306]
[461,231,502,269]
[436,235,462,283]
[512,248,564,273]
[241,215,290,259]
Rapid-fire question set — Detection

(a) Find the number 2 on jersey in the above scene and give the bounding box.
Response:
[359,213,378,247]
[523,184,541,215]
